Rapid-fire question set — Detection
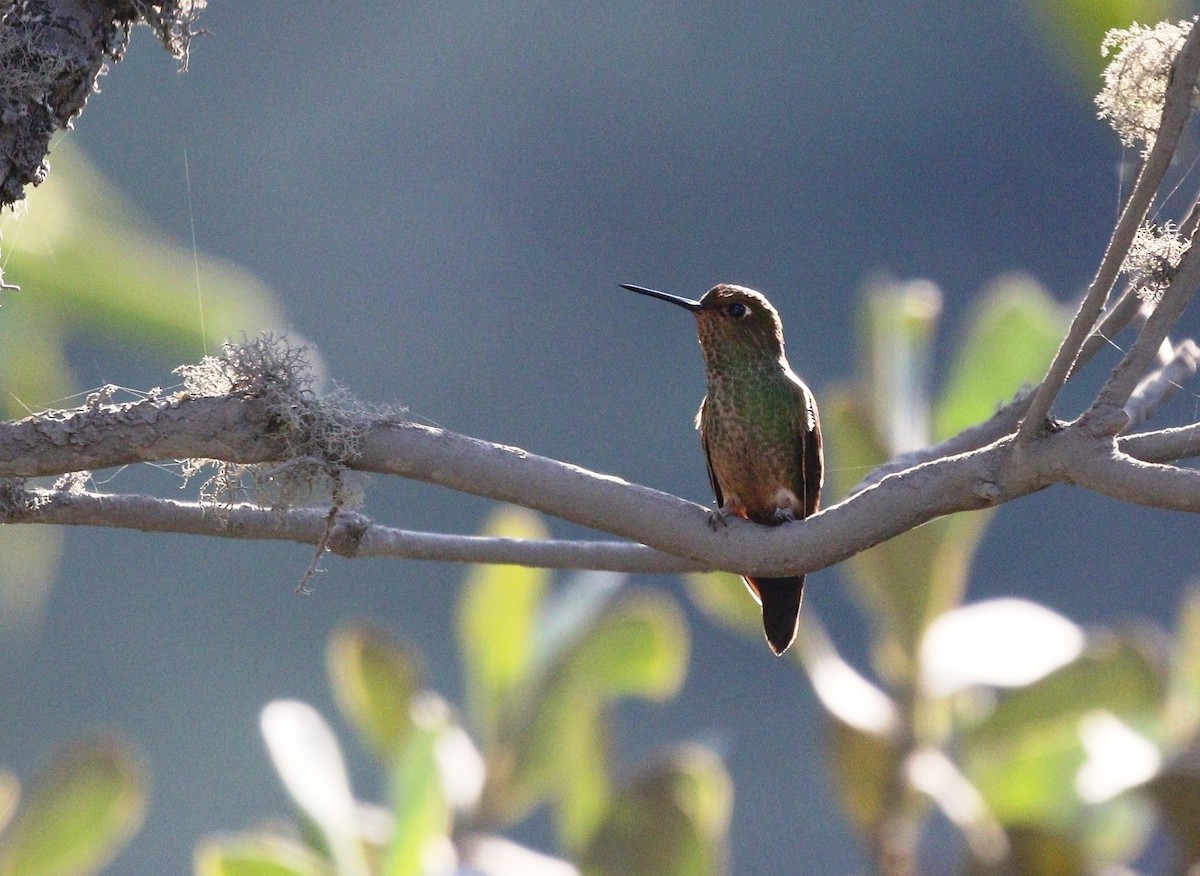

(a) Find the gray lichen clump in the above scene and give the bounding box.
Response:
[175,334,398,512]
[0,0,205,210]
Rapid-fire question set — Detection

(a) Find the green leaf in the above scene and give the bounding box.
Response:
[193,834,331,876]
[0,738,146,876]
[513,591,690,850]
[458,506,552,748]
[381,698,452,876]
[796,611,897,735]
[326,624,422,763]
[581,746,731,876]
[934,274,1068,441]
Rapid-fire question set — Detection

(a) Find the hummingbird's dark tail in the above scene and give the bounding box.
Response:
[745,575,804,656]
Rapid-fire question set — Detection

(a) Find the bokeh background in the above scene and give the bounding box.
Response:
[5,1,1200,873]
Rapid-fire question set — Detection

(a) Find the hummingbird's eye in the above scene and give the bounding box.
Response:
[726,302,749,320]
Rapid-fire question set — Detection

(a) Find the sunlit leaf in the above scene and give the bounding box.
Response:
[1075,711,1160,804]
[934,274,1068,441]
[859,276,942,454]
[459,507,552,747]
[381,696,453,876]
[796,612,897,735]
[0,738,146,876]
[920,599,1085,697]
[460,834,580,876]
[193,834,331,876]
[327,624,422,763]
[906,748,1007,866]
[580,746,731,876]
[259,701,368,876]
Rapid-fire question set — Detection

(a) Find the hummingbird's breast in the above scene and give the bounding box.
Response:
[700,367,812,525]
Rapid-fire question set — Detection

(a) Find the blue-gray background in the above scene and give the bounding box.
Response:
[6,3,1200,873]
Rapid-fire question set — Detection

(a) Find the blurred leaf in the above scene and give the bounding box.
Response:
[1145,771,1200,868]
[259,701,369,876]
[1165,584,1200,744]
[824,388,991,681]
[193,834,331,876]
[513,591,690,850]
[0,738,146,876]
[825,720,897,837]
[859,276,942,454]
[459,507,552,748]
[906,748,1007,866]
[797,612,897,735]
[933,274,1068,441]
[580,746,730,876]
[0,143,283,418]
[327,623,422,763]
[920,599,1085,697]
[683,572,763,642]
[0,770,16,837]
[968,632,1166,744]
[0,527,62,645]
[1021,0,1187,86]
[381,697,452,876]
[460,834,580,876]
[971,825,1086,876]
[963,632,1166,833]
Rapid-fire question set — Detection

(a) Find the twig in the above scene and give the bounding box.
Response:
[1124,339,1200,428]
[1017,21,1200,442]
[1,487,701,572]
[1082,242,1200,434]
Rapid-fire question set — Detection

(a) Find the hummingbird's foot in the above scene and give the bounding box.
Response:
[707,508,732,531]
[772,507,798,524]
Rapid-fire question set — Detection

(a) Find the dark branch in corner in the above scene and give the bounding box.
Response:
[0,0,203,217]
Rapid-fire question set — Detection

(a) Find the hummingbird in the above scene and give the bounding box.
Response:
[620,283,823,656]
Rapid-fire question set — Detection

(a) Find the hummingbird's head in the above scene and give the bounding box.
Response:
[618,282,787,369]
[693,284,784,359]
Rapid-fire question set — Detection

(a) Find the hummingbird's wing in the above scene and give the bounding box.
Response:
[794,382,824,518]
[698,397,726,510]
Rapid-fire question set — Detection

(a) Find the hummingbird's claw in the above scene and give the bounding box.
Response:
[707,508,732,531]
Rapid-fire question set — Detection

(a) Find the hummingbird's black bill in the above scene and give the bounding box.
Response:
[619,283,703,312]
